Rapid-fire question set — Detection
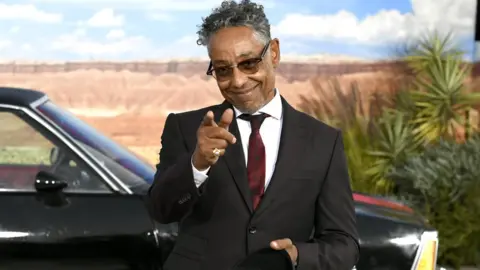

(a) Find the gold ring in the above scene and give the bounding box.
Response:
[213,148,221,157]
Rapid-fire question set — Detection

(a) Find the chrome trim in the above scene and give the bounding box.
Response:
[410,230,439,270]
[0,188,112,193]
[31,105,134,195]
[0,103,132,194]
[152,228,160,246]
[0,104,22,110]
[30,95,49,108]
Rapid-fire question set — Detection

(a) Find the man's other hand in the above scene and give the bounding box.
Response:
[270,238,298,264]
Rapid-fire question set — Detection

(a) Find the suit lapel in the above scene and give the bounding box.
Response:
[215,101,254,213]
[253,97,311,217]
[209,97,311,215]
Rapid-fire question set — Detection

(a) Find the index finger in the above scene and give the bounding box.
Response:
[201,111,217,127]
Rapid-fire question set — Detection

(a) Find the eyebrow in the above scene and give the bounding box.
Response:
[211,59,230,65]
[237,51,255,58]
[211,51,256,65]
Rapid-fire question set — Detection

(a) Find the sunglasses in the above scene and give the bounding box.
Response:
[206,42,270,82]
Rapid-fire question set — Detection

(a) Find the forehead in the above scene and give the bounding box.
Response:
[208,26,263,61]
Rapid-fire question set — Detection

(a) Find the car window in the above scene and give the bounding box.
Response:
[0,109,111,193]
[37,100,155,183]
[75,141,148,189]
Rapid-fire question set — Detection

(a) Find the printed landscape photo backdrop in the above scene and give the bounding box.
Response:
[0,0,477,165]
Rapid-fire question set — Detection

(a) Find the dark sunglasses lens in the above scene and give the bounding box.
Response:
[238,60,260,74]
[213,68,232,81]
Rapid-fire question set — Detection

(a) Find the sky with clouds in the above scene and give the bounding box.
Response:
[0,0,477,61]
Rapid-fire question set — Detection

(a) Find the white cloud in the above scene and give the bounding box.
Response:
[0,40,12,50]
[9,26,20,33]
[147,12,174,22]
[106,29,125,39]
[273,0,476,45]
[50,28,151,56]
[47,28,207,60]
[29,0,276,10]
[72,28,87,37]
[21,43,33,51]
[0,40,57,61]
[83,8,124,27]
[0,4,62,23]
[150,35,207,59]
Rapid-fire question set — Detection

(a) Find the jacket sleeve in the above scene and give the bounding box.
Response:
[295,131,360,270]
[146,113,202,224]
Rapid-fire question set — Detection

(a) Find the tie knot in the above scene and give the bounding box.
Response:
[239,113,269,131]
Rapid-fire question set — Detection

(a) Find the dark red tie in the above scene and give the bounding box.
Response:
[239,113,269,210]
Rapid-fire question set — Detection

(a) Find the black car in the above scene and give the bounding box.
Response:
[0,87,439,270]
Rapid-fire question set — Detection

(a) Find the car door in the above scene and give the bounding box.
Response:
[0,106,161,269]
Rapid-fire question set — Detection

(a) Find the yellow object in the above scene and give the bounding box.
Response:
[413,231,439,270]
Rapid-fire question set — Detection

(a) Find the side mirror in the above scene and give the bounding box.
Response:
[34,170,68,192]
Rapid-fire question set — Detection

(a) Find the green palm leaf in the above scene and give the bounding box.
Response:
[405,35,478,142]
[364,112,418,192]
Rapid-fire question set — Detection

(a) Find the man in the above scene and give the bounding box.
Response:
[147,1,360,269]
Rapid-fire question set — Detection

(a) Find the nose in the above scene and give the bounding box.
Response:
[230,67,248,88]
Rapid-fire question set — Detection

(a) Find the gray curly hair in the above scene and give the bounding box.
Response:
[196,0,271,47]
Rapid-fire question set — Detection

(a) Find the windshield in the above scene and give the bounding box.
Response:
[36,100,155,185]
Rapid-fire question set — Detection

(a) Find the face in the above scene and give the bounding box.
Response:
[207,26,280,114]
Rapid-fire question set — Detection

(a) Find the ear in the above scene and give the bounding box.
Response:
[270,38,280,67]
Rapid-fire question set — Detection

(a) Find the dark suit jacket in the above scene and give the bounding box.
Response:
[147,97,360,270]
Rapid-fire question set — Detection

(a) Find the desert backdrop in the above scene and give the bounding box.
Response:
[0,58,475,165]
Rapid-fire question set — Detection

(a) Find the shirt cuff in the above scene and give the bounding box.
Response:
[191,156,210,187]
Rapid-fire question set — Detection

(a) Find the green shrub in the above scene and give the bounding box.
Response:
[0,147,51,165]
[298,31,480,267]
[364,111,419,193]
[298,79,396,195]
[388,137,480,268]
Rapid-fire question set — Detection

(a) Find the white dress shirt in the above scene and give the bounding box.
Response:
[192,89,284,190]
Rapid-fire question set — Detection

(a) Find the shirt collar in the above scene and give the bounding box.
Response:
[232,88,283,120]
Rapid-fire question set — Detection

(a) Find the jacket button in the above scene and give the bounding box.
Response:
[248,227,257,234]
